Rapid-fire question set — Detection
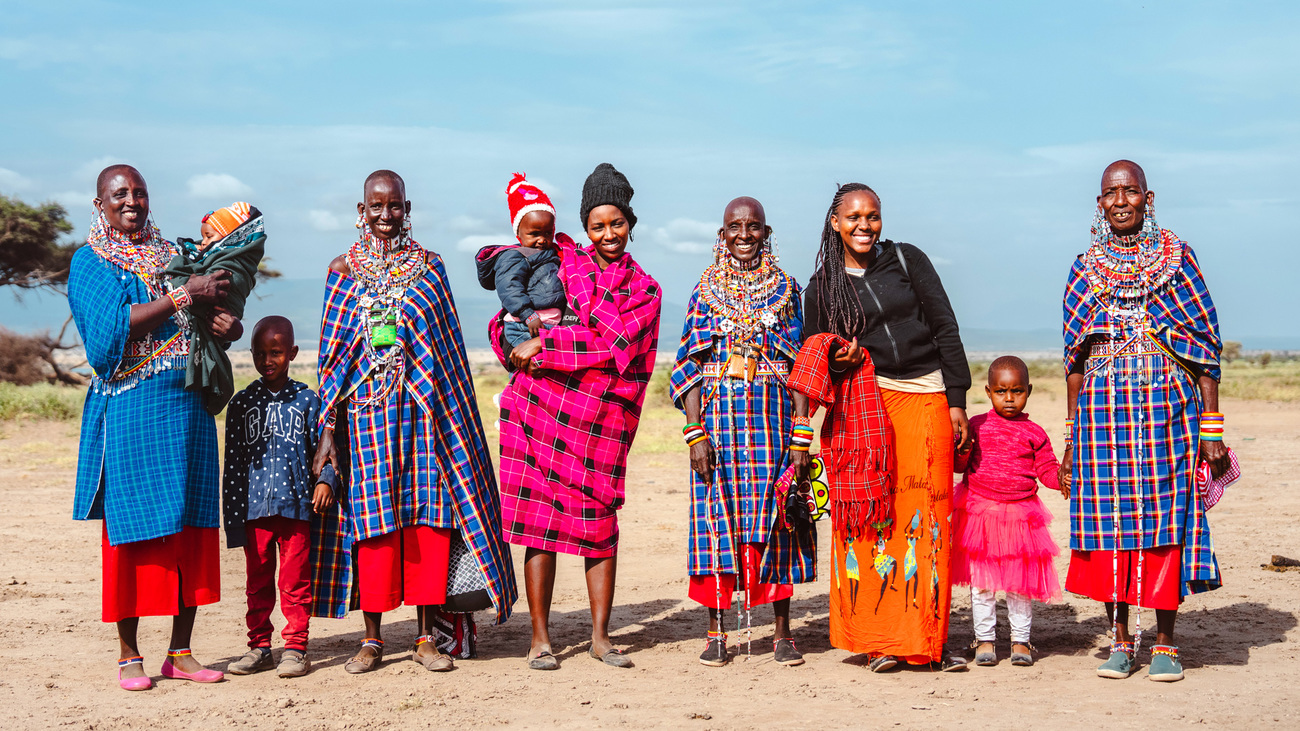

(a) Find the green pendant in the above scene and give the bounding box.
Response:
[368,303,397,348]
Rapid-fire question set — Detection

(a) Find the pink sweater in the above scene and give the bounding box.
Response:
[954,411,1060,502]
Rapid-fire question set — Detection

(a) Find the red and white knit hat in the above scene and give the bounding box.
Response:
[506,173,556,235]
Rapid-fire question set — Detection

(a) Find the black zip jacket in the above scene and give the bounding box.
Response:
[804,241,970,408]
[475,244,565,322]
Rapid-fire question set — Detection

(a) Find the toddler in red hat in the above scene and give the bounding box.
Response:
[475,173,568,348]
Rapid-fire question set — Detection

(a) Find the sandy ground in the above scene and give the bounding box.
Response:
[0,396,1298,730]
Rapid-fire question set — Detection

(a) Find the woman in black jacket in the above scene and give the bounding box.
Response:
[803,182,970,672]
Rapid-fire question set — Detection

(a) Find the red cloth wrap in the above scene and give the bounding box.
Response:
[101,524,220,623]
[787,333,894,534]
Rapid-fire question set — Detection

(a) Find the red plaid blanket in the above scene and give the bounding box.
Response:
[788,333,894,533]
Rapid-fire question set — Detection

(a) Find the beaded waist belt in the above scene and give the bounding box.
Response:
[701,361,790,378]
[1088,338,1163,360]
[113,332,190,381]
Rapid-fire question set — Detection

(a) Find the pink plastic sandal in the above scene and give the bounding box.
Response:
[117,656,152,691]
[160,648,224,683]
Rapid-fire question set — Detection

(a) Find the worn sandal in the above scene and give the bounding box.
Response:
[528,650,560,670]
[867,654,899,673]
[413,635,454,672]
[344,638,384,675]
[590,647,633,668]
[973,640,997,666]
[1010,642,1035,667]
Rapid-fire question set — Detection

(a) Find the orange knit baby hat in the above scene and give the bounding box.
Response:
[202,201,252,239]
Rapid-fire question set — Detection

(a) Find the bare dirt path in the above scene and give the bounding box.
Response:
[0,397,1297,729]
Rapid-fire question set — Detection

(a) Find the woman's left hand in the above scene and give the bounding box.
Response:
[510,337,544,373]
[950,407,970,452]
[1200,438,1231,480]
[206,306,243,341]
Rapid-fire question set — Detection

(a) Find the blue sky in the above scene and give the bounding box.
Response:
[2,1,1297,348]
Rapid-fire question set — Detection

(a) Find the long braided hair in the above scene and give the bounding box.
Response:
[813,182,878,339]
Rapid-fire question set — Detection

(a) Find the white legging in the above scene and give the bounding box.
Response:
[971,587,1032,644]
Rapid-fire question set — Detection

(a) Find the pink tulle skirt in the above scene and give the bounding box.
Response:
[951,484,1061,602]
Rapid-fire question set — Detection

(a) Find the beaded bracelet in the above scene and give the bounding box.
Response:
[167,286,193,312]
[793,415,812,428]
[1063,418,1075,447]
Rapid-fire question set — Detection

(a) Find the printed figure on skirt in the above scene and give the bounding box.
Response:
[495,163,662,671]
[952,356,1065,669]
[311,170,517,675]
[1060,160,1230,682]
[669,197,816,668]
[68,165,244,691]
[794,182,972,672]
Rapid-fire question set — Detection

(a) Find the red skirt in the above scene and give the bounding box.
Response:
[688,543,793,610]
[356,526,452,613]
[101,524,221,623]
[1065,545,1182,610]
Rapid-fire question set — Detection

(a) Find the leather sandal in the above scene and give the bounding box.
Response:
[590,647,633,668]
[413,635,454,672]
[344,638,384,674]
[528,650,560,671]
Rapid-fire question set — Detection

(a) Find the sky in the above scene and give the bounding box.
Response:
[2,0,1298,350]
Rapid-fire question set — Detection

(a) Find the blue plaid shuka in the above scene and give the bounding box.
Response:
[68,246,219,546]
[1063,232,1223,596]
[315,249,517,623]
[670,276,816,586]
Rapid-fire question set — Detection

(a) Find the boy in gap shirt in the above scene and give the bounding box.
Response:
[223,316,339,677]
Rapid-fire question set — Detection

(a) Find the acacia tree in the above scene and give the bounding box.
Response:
[0,194,86,385]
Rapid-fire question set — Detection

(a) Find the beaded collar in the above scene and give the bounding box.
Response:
[344,217,428,296]
[698,238,792,340]
[87,207,174,296]
[1081,206,1181,301]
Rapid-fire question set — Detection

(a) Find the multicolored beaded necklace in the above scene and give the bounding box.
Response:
[87,207,174,298]
[698,236,792,343]
[1081,206,1181,302]
[345,215,427,406]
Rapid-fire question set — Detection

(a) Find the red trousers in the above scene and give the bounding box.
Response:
[101,524,220,623]
[356,526,451,613]
[688,543,793,610]
[244,517,312,650]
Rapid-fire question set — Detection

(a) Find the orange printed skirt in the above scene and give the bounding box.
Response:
[829,390,953,664]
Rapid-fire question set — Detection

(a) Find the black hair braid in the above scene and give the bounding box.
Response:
[813,182,877,340]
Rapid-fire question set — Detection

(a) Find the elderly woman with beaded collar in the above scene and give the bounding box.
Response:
[1060,160,1229,683]
[68,165,240,690]
[670,197,816,668]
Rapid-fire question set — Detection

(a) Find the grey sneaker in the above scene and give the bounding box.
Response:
[1096,642,1135,679]
[277,649,310,678]
[228,647,273,675]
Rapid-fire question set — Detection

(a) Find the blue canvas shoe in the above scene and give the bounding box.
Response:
[1147,645,1184,682]
[1096,641,1135,679]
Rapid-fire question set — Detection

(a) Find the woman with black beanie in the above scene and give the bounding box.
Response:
[494,163,663,670]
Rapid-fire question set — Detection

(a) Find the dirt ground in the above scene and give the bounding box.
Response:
[0,396,1297,730]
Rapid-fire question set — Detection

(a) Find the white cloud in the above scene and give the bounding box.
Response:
[187,173,253,199]
[308,209,344,232]
[52,190,93,212]
[449,215,489,233]
[0,167,32,192]
[652,218,717,255]
[456,234,510,252]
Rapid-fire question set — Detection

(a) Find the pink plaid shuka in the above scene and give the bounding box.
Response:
[494,236,662,557]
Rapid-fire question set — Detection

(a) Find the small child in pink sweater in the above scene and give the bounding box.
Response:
[952,356,1065,668]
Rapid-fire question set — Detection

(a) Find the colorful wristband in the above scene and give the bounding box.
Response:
[167,286,192,311]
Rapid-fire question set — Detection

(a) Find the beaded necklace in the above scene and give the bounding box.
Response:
[698,235,792,344]
[87,207,174,298]
[1081,206,1181,302]
[345,215,427,406]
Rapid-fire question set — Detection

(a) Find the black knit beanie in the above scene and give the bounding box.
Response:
[579,162,637,229]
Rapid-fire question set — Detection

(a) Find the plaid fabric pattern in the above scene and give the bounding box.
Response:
[316,251,517,623]
[495,237,662,557]
[68,246,220,546]
[671,281,815,584]
[788,332,895,532]
[1064,234,1222,596]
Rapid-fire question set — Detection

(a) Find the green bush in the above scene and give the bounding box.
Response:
[0,382,84,420]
